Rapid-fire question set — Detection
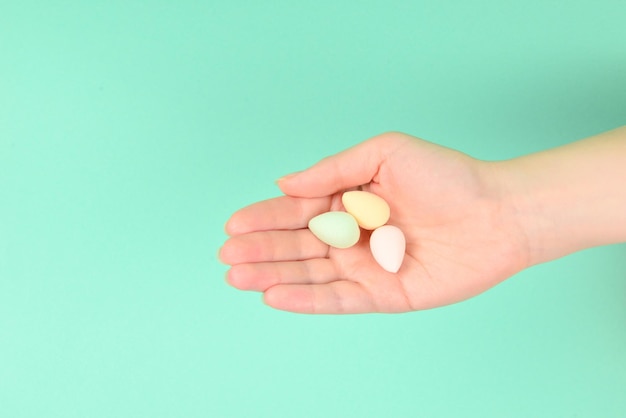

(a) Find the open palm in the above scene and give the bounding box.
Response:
[220,132,530,313]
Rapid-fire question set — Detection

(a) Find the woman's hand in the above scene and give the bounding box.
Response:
[220,132,530,313]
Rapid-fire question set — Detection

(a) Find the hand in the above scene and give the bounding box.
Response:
[219,132,530,314]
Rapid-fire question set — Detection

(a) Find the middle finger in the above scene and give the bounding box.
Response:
[220,229,329,265]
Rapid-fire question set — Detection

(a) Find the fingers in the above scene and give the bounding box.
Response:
[263,282,378,314]
[226,260,389,314]
[219,229,328,265]
[227,259,339,291]
[225,195,332,236]
[276,132,407,198]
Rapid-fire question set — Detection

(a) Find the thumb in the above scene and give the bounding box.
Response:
[276,132,404,198]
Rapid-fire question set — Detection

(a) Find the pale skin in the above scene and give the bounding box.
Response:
[219,126,626,314]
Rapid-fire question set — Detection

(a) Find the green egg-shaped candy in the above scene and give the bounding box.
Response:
[308,211,360,249]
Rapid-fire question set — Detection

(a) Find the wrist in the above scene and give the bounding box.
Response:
[490,158,556,266]
[492,126,626,266]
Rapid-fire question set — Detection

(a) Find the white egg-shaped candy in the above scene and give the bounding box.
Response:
[370,225,406,273]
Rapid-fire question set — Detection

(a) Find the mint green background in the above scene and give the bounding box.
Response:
[1,1,625,417]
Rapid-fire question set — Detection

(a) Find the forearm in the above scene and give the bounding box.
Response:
[496,126,626,266]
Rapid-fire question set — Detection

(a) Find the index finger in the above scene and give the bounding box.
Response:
[225,195,332,236]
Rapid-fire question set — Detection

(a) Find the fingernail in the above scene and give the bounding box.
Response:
[275,171,302,184]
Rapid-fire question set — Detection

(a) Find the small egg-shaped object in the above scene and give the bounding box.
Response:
[308,211,360,249]
[342,191,390,230]
[370,225,406,273]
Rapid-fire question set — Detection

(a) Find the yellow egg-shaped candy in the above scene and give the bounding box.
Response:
[341,191,390,230]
